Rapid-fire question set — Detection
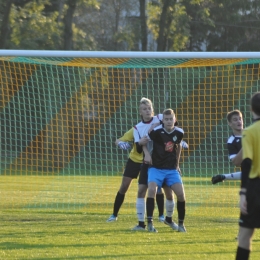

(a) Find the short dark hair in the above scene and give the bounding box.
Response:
[226,110,242,122]
[251,92,260,116]
[163,108,175,117]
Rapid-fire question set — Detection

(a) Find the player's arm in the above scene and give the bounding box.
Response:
[239,129,253,215]
[133,127,149,153]
[240,157,251,215]
[231,148,243,167]
[142,145,152,164]
[176,142,182,173]
[148,122,160,134]
[115,128,133,150]
[240,130,253,191]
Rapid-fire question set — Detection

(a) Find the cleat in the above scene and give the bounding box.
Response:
[211,174,225,184]
[158,215,165,222]
[106,215,117,222]
[178,225,187,233]
[164,220,178,231]
[147,222,158,233]
[131,225,146,231]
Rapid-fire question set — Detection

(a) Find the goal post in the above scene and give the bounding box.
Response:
[0,50,259,212]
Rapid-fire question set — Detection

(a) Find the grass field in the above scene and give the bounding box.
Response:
[0,175,260,259]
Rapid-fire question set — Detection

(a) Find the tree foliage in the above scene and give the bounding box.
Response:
[9,0,63,49]
[0,0,260,51]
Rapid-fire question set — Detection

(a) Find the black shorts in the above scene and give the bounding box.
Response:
[138,163,149,185]
[123,158,142,179]
[239,178,260,229]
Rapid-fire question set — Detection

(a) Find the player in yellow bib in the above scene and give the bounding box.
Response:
[236,92,260,260]
[106,127,166,222]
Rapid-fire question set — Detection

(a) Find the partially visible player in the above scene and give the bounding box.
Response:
[106,127,150,222]
[145,108,186,233]
[131,98,176,231]
[211,110,243,184]
[235,92,260,260]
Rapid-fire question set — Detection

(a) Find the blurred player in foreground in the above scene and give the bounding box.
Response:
[236,92,260,260]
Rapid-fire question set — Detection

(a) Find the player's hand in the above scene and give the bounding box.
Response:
[144,154,152,165]
[118,141,131,150]
[239,194,248,215]
[139,136,149,146]
[148,123,160,133]
[181,140,189,149]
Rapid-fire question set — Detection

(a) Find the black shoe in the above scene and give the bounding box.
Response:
[211,175,225,184]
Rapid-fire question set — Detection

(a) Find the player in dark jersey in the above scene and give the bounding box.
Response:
[236,92,260,260]
[131,97,175,231]
[145,108,186,233]
[211,110,243,184]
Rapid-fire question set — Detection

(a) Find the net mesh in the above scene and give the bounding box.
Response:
[0,56,259,213]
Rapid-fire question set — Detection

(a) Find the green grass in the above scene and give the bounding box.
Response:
[0,175,260,259]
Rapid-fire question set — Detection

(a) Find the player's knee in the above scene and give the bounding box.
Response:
[119,186,128,194]
[163,189,173,200]
[147,188,157,198]
[119,183,130,194]
[165,194,173,200]
[137,185,147,198]
[176,193,185,202]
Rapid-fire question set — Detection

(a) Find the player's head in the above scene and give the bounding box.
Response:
[250,92,260,117]
[139,97,154,121]
[162,109,176,131]
[227,110,243,133]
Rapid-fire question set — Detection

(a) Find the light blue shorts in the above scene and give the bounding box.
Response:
[148,167,182,189]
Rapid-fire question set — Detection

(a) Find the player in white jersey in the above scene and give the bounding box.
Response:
[131,97,175,231]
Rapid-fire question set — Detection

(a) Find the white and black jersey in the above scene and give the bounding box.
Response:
[133,114,163,154]
[227,134,242,161]
[148,125,184,169]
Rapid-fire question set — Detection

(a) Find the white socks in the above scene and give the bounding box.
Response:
[224,172,241,180]
[136,198,145,222]
[166,199,175,217]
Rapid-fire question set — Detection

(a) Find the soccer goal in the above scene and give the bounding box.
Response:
[0,51,259,213]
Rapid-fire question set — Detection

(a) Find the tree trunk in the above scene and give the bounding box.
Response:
[64,0,77,50]
[0,0,13,49]
[139,0,147,51]
[157,0,175,51]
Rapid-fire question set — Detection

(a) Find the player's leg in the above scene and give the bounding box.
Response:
[211,172,241,184]
[132,163,148,231]
[171,183,186,232]
[107,159,140,222]
[133,184,147,230]
[167,170,186,232]
[156,188,165,222]
[162,186,178,230]
[236,178,260,259]
[146,181,158,232]
[139,163,165,222]
[236,227,254,260]
[146,167,164,232]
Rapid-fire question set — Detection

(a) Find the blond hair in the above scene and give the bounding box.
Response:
[139,97,153,107]
[139,97,154,117]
